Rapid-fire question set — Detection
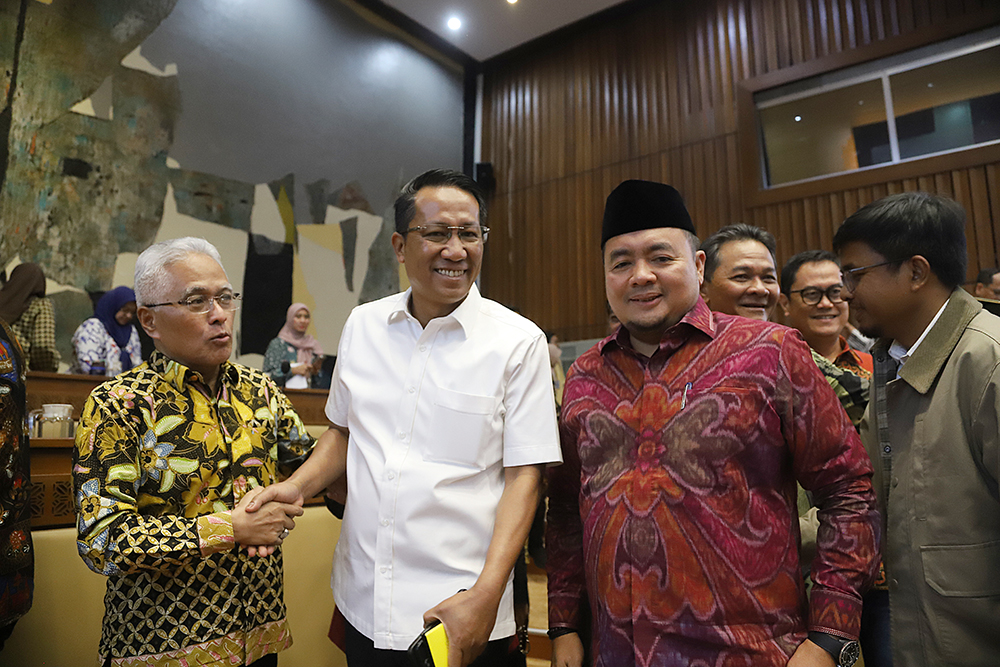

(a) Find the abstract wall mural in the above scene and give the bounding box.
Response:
[0,0,464,370]
[1,1,180,290]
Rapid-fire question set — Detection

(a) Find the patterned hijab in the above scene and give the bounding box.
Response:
[0,263,46,324]
[277,303,323,366]
[95,286,137,371]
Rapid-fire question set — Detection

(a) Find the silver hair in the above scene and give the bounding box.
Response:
[134,237,227,306]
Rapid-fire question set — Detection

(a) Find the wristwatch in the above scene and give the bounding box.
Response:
[808,631,861,667]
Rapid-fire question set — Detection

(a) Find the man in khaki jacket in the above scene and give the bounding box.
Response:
[834,192,1000,666]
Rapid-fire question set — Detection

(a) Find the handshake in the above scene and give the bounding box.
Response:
[231,480,307,557]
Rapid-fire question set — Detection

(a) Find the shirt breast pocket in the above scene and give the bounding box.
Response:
[426,387,498,470]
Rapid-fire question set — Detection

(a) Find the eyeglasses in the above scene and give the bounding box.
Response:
[144,293,242,314]
[841,261,898,291]
[788,285,845,305]
[406,225,489,245]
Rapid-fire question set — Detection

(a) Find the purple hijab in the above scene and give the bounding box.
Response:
[95,286,137,371]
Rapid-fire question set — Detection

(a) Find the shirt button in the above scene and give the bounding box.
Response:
[388,471,396,480]
[398,431,406,440]
[408,387,416,394]
[381,518,389,526]
[883,446,891,453]
[380,566,387,574]
[419,345,427,352]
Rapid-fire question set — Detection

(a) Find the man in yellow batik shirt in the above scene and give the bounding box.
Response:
[73,237,313,667]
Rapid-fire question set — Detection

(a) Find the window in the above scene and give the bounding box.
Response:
[754,27,1000,188]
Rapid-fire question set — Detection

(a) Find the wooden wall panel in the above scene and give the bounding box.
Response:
[480,0,1000,340]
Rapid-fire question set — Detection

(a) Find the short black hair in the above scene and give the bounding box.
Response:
[394,169,486,235]
[780,249,839,294]
[700,224,776,281]
[832,192,967,290]
[976,268,999,285]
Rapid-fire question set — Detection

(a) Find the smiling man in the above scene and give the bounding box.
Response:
[247,169,561,667]
[778,250,889,667]
[778,250,873,427]
[546,180,879,667]
[700,223,780,321]
[73,237,314,667]
[834,192,1000,666]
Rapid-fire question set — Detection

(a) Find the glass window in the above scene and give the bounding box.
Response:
[754,27,1000,187]
[760,80,887,184]
[890,45,1000,160]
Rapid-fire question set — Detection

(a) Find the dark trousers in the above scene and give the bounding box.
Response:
[0,621,16,651]
[344,619,524,667]
[860,588,893,667]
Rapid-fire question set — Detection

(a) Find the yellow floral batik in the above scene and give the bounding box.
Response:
[73,350,314,666]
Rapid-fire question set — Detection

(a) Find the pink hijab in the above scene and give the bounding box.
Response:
[277,303,324,365]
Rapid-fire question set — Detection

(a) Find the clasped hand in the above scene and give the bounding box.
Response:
[233,482,306,557]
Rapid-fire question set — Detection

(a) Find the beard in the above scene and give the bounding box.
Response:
[622,313,678,345]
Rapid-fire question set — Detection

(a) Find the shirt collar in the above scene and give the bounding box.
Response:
[147,349,236,394]
[888,298,949,366]
[834,336,867,368]
[599,297,716,355]
[387,283,482,336]
[892,289,983,393]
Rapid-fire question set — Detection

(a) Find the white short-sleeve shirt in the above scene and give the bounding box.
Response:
[326,284,562,650]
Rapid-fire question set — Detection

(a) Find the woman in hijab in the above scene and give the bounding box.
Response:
[263,302,325,388]
[0,263,60,372]
[69,286,141,376]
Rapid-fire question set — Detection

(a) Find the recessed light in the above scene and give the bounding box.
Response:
[927,82,934,88]
[507,0,517,4]
[447,16,461,30]
[794,115,802,122]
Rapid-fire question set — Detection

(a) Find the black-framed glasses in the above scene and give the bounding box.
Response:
[841,261,898,291]
[144,293,242,314]
[405,225,489,245]
[789,284,844,305]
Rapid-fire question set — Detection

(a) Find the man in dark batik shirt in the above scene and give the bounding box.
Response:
[0,318,32,650]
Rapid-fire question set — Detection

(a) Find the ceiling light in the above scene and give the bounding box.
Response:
[447,17,461,30]
[507,0,518,4]
[794,115,802,122]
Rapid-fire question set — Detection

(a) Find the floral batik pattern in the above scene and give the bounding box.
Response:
[73,350,314,666]
[547,299,880,667]
[0,319,32,629]
[69,317,142,376]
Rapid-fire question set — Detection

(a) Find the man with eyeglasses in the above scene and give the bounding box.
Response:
[73,237,315,667]
[835,192,1000,666]
[778,250,873,427]
[245,169,561,667]
[778,250,891,667]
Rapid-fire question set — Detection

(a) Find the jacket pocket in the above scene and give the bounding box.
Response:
[919,540,1000,663]
[425,387,498,469]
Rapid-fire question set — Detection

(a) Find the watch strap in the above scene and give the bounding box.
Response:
[807,631,858,666]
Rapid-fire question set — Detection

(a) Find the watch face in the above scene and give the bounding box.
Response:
[839,641,861,666]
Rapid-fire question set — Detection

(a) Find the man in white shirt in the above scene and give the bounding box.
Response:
[247,169,561,667]
[834,192,1000,666]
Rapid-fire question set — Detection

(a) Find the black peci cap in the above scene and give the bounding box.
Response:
[601,180,695,247]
